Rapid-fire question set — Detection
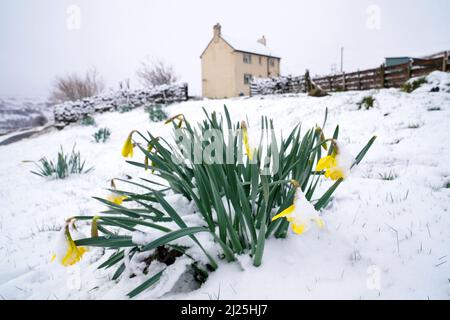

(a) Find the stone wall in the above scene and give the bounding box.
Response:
[53,83,188,125]
[250,76,306,96]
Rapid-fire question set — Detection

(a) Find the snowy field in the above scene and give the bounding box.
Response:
[0,72,449,300]
[0,97,52,136]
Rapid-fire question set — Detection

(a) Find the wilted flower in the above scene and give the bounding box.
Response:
[272,187,324,235]
[316,141,354,180]
[51,220,87,266]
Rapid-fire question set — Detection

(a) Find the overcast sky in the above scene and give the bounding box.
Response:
[1,0,449,98]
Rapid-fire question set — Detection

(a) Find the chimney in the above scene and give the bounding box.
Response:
[257,35,266,46]
[213,23,221,42]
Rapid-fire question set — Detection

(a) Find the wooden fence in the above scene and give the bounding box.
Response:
[250,51,449,95]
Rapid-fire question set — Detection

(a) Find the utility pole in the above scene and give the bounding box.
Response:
[340,47,344,73]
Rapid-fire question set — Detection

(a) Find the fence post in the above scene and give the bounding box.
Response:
[407,59,412,80]
[304,70,311,93]
[357,70,361,90]
[443,52,448,72]
[328,77,332,92]
[342,72,346,91]
[380,64,385,88]
[184,83,189,100]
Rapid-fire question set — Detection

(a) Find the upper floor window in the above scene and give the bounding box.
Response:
[243,53,252,64]
[244,73,253,85]
[269,58,276,67]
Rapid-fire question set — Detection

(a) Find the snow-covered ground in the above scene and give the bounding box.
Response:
[0,72,449,300]
[0,97,53,136]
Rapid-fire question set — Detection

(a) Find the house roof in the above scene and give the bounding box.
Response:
[200,34,281,59]
[385,57,412,60]
[221,35,281,58]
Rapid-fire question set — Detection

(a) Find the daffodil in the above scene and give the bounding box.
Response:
[107,179,127,205]
[241,121,253,160]
[122,130,137,158]
[164,114,184,128]
[315,126,328,151]
[51,220,87,266]
[144,143,156,173]
[272,187,324,235]
[107,192,127,205]
[91,216,100,238]
[316,141,353,180]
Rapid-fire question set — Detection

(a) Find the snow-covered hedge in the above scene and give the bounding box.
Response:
[53,83,188,125]
[250,76,306,95]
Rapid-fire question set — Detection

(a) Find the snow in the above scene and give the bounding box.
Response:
[1,71,450,299]
[0,97,52,135]
[222,34,279,58]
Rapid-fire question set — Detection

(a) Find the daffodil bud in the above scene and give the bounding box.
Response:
[122,130,137,158]
[241,121,253,161]
[290,179,300,188]
[315,126,328,151]
[144,143,157,172]
[91,216,100,238]
[164,114,184,128]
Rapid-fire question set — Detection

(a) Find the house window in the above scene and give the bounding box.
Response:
[259,56,262,65]
[244,74,253,85]
[269,58,275,67]
[243,53,252,64]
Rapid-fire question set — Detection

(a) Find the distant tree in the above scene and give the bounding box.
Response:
[136,58,178,87]
[50,69,104,103]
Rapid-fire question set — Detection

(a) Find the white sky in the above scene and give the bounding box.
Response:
[1,0,449,98]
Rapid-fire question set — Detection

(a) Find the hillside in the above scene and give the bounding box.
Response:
[0,72,449,299]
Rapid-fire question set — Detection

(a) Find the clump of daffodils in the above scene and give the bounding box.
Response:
[51,219,87,267]
[316,140,354,180]
[71,106,376,297]
[272,182,324,235]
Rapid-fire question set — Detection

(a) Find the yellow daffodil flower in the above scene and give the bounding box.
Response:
[241,121,253,160]
[107,179,127,205]
[272,187,324,235]
[107,193,127,205]
[122,130,137,158]
[316,141,353,180]
[316,154,344,180]
[51,221,87,266]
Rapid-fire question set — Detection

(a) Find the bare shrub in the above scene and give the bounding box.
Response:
[50,69,104,103]
[136,58,178,87]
